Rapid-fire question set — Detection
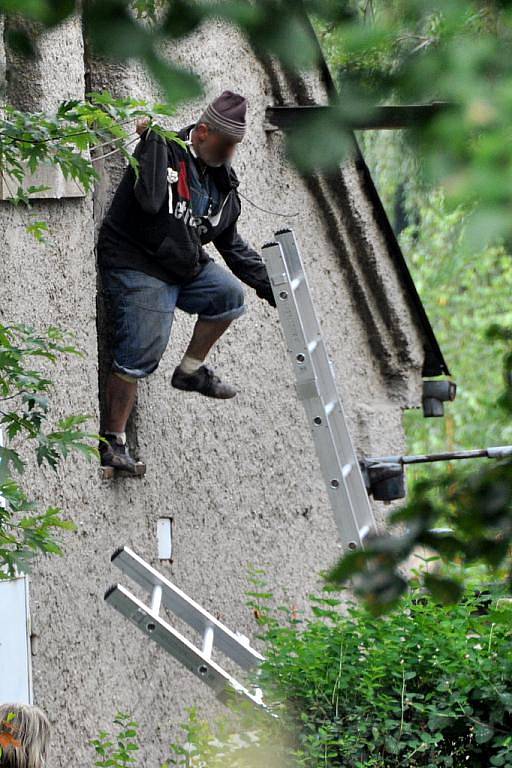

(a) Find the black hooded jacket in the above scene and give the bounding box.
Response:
[96,122,275,305]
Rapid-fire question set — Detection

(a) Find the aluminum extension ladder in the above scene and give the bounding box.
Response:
[105,546,267,711]
[261,229,377,552]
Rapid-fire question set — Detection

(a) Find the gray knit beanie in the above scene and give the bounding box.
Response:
[198,90,247,140]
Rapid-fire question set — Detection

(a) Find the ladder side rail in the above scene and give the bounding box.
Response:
[111,547,263,670]
[262,242,333,406]
[273,234,369,473]
[326,401,377,535]
[275,229,323,344]
[263,241,369,547]
[274,229,306,282]
[302,396,369,549]
[309,344,375,531]
[276,230,367,462]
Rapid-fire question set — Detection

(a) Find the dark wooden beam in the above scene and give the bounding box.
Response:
[265,101,453,132]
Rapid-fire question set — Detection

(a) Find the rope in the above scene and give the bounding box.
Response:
[236,188,300,218]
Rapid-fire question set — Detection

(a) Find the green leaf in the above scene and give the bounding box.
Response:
[423,574,464,604]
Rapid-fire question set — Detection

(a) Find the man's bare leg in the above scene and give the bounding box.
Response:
[105,319,231,424]
[100,371,140,471]
[105,372,138,433]
[172,317,237,398]
[184,317,232,360]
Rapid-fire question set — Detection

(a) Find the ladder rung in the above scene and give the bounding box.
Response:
[202,625,214,659]
[359,525,370,541]
[110,547,263,670]
[150,584,162,615]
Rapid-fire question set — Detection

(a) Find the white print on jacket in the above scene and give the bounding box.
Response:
[167,167,179,213]
[173,190,233,236]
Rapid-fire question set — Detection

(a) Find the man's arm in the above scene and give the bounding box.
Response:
[132,127,168,215]
[213,220,276,307]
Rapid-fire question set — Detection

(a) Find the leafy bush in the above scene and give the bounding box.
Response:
[91,583,512,767]
[255,584,512,766]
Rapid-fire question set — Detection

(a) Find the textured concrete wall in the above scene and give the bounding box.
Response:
[0,14,428,767]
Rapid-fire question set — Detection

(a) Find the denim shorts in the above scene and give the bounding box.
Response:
[100,261,246,379]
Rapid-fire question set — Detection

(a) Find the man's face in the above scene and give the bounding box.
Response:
[193,122,241,167]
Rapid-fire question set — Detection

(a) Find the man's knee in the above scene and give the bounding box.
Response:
[198,278,246,322]
[230,280,245,308]
[111,357,161,381]
[112,370,139,384]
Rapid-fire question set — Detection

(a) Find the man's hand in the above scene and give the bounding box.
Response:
[136,117,151,136]
[256,282,277,308]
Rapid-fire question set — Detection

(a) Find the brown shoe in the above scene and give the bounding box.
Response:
[99,433,140,473]
[171,364,237,399]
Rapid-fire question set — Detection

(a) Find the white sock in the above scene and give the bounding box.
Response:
[106,431,126,446]
[179,354,203,375]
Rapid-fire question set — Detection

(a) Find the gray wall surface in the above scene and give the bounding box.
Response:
[0,12,429,767]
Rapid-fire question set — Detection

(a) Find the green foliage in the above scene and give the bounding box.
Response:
[254,585,512,767]
[3,0,512,240]
[326,321,512,611]
[0,95,184,240]
[0,323,98,577]
[164,706,271,767]
[315,0,512,245]
[94,585,512,767]
[357,127,512,457]
[322,104,512,611]
[90,712,140,767]
[402,191,512,451]
[91,706,283,768]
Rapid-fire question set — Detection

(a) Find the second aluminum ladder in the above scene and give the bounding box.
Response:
[262,229,376,551]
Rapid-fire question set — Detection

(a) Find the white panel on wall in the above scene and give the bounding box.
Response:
[0,575,33,704]
[157,517,173,561]
[0,427,33,704]
[0,426,5,510]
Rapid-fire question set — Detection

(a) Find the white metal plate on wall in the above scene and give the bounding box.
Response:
[157,517,173,561]
[0,576,33,704]
[0,426,33,703]
[0,426,5,510]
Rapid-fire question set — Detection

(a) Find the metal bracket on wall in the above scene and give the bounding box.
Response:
[105,546,267,710]
[361,445,512,501]
[422,379,457,417]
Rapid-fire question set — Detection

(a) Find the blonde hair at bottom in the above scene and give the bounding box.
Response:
[0,703,50,768]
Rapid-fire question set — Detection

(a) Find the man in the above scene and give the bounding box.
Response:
[96,90,276,473]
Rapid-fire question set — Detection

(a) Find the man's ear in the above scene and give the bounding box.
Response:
[194,122,209,140]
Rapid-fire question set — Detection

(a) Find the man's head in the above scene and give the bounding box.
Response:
[191,90,247,167]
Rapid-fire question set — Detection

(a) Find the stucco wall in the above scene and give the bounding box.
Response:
[0,13,427,767]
